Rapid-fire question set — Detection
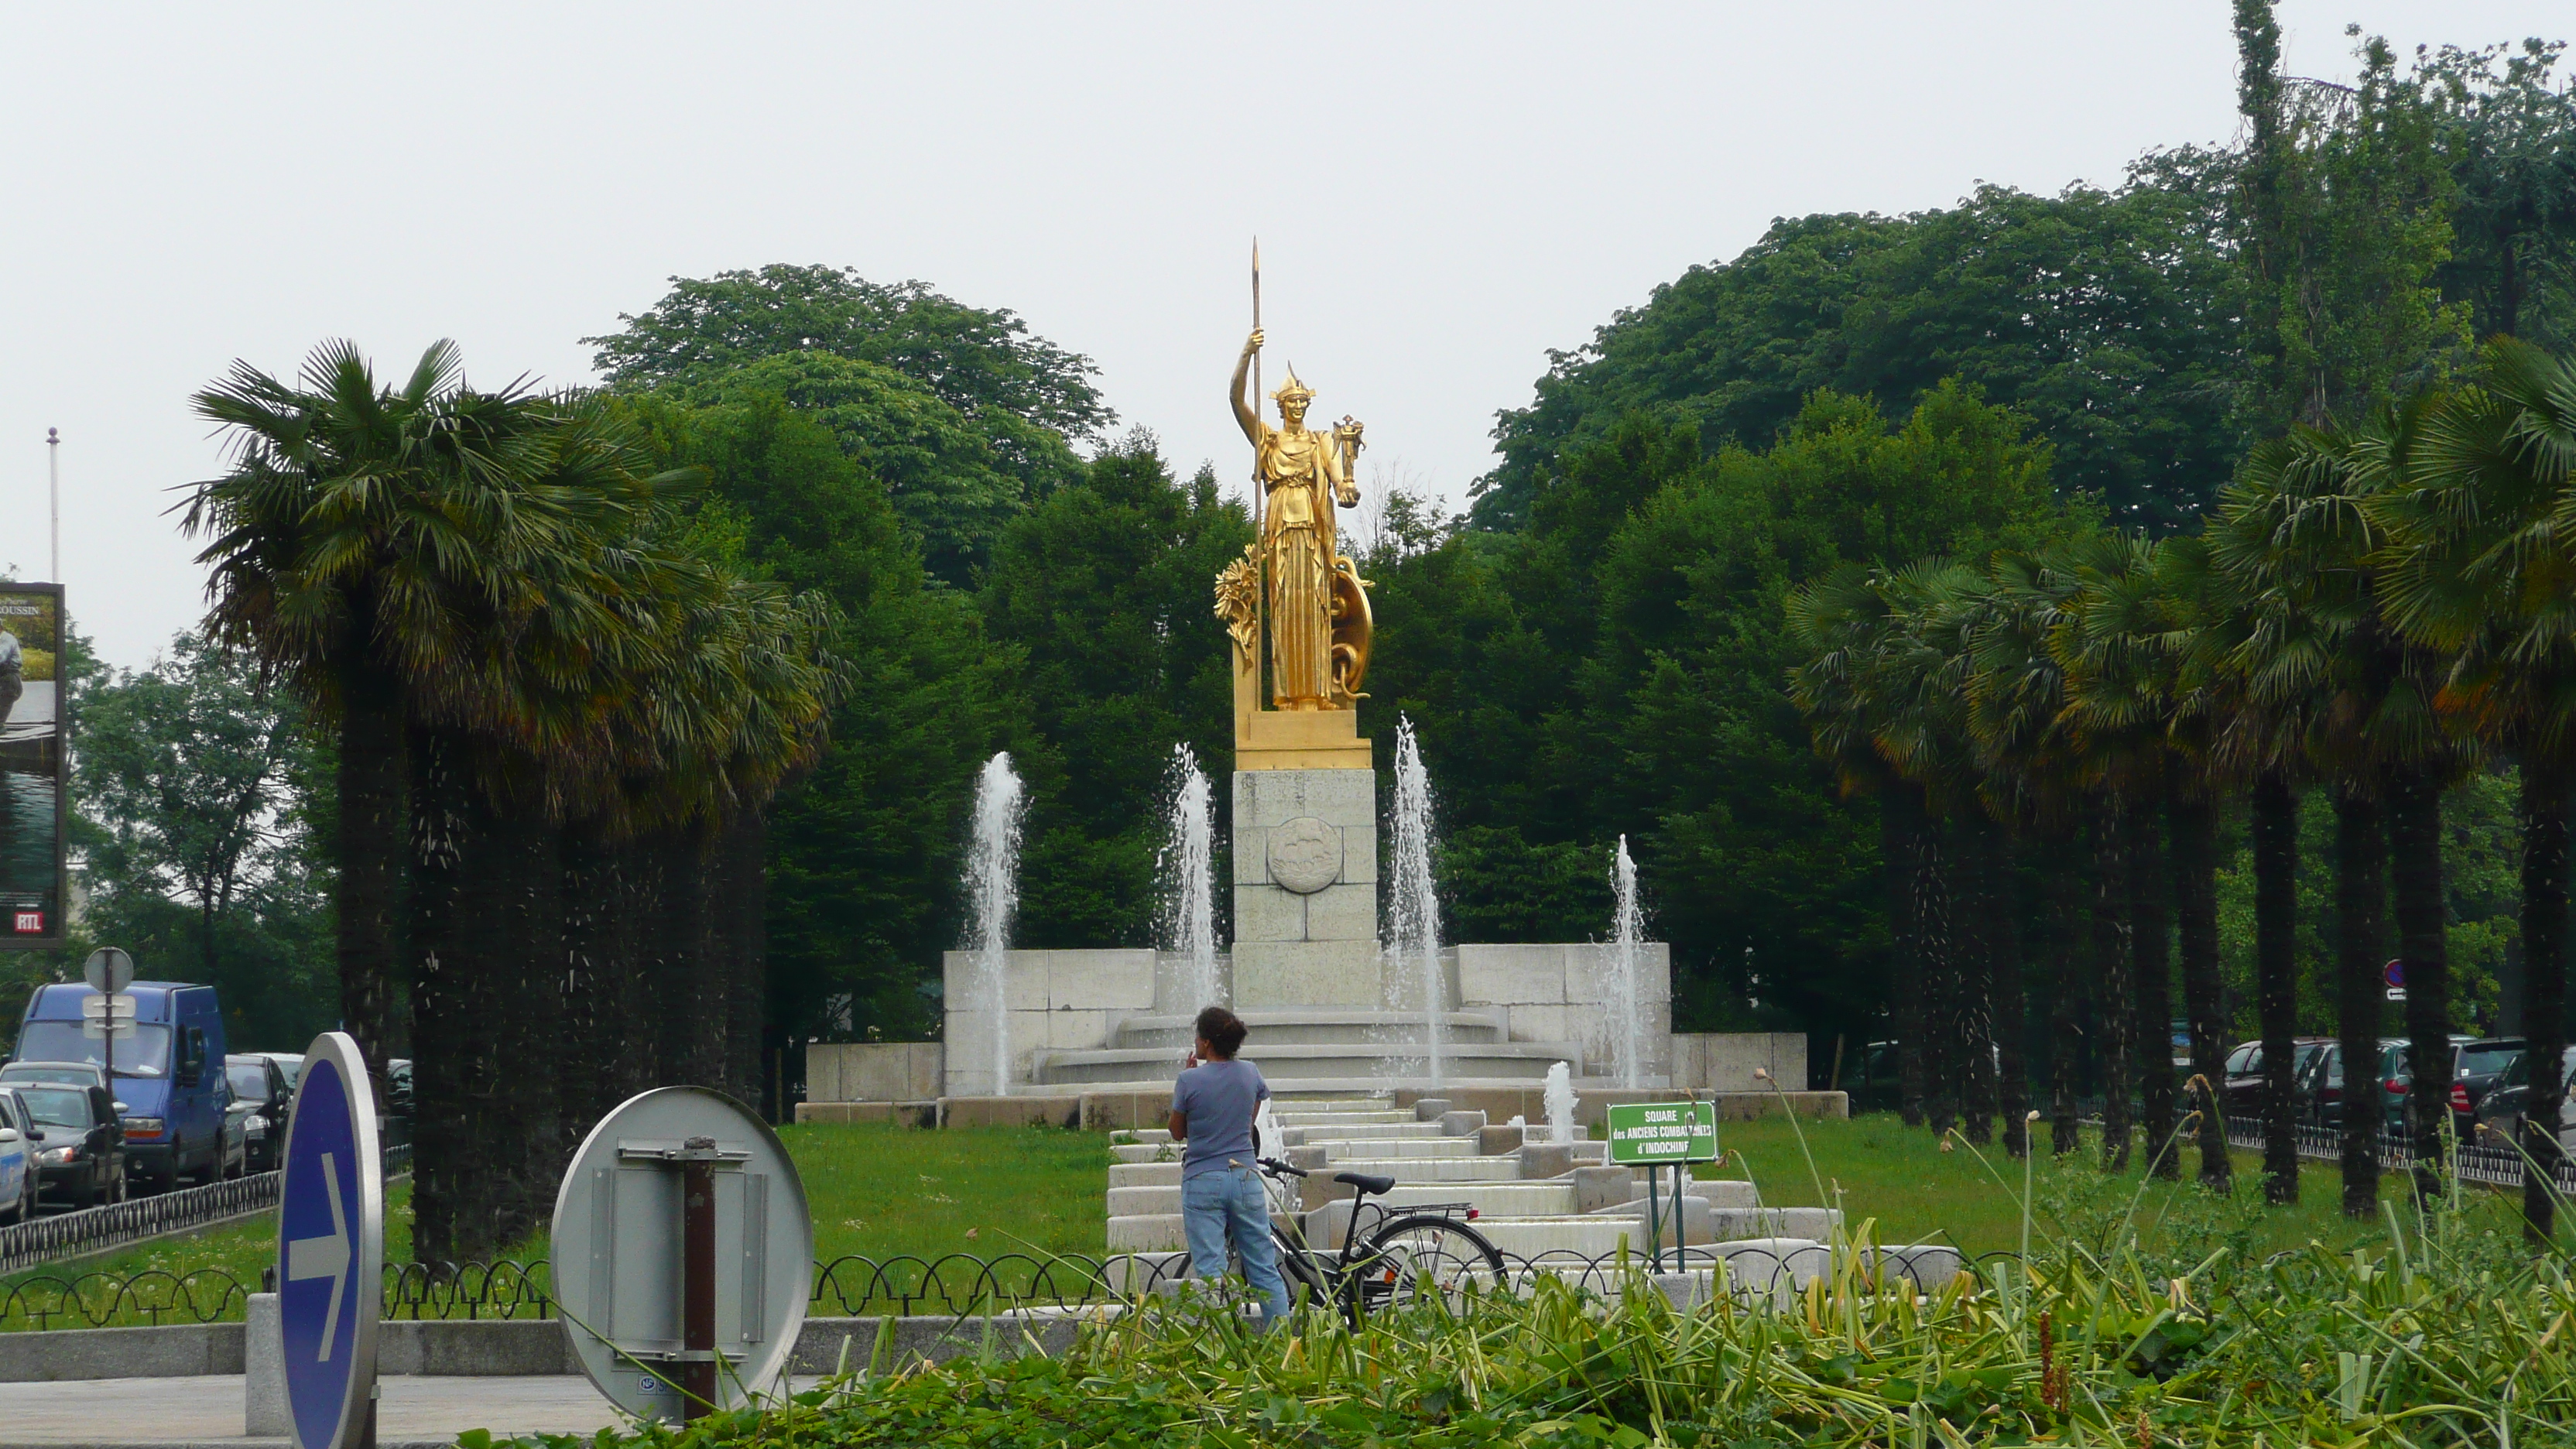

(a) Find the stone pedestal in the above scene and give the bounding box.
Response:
[1232,767,1379,1007]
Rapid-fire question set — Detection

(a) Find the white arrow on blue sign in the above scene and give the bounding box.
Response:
[276,1032,383,1449]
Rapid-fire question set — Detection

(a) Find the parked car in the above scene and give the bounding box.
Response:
[0,1087,39,1222]
[0,1060,114,1097]
[2448,1037,2526,1136]
[16,1081,125,1208]
[2304,1039,2411,1129]
[2473,1045,2576,1151]
[247,1051,304,1094]
[2222,1037,2331,1118]
[224,1054,293,1171]
[385,1058,413,1146]
[14,981,236,1191]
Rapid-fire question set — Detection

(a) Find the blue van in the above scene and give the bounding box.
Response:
[15,982,233,1190]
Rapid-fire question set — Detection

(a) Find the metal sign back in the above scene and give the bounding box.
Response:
[82,947,133,994]
[550,1087,812,1421]
[1605,1100,1720,1165]
[276,1032,383,1449]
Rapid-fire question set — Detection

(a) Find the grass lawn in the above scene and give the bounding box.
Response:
[1697,1112,2556,1259]
[783,1122,1109,1264]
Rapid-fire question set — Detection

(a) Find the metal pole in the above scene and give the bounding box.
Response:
[1671,1153,1687,1272]
[680,1135,718,1421]
[46,429,58,585]
[1644,1163,1661,1273]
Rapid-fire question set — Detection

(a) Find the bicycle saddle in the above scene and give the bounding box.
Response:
[1334,1171,1397,1197]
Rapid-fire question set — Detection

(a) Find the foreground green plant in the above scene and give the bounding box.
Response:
[499,1156,2576,1449]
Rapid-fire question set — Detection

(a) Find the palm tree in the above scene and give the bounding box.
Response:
[2213,419,2451,1214]
[2178,533,2311,1204]
[2372,338,2576,1238]
[1963,546,2095,1157]
[2342,400,2475,1204]
[1790,564,1936,1128]
[2152,536,2241,1192]
[2055,534,2186,1174]
[187,341,649,1084]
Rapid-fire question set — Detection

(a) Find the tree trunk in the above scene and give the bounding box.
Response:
[2092,799,2135,1171]
[496,810,562,1247]
[2522,762,2568,1242]
[2252,770,2300,1204]
[724,811,771,1111]
[655,827,715,1086]
[2129,785,2177,1178]
[2335,788,2388,1217]
[405,729,467,1266]
[334,663,406,1091]
[2386,762,2452,1205]
[557,824,605,1159]
[1954,814,1999,1146]
[1916,817,1958,1138]
[2172,786,2230,1192]
[1886,786,1928,1128]
[2045,844,2085,1156]
[1994,830,2031,1158]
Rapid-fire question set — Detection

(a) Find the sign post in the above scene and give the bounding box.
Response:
[2384,957,2407,1003]
[81,949,134,1144]
[1605,1100,1721,1272]
[551,1087,812,1423]
[276,1033,383,1449]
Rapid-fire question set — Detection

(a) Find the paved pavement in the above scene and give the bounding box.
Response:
[0,1373,663,1446]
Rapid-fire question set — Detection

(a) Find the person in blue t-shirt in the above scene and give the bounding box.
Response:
[1167,1005,1290,1328]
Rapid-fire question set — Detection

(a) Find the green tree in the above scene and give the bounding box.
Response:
[1475,183,2241,532]
[978,437,1253,946]
[2426,40,2576,349]
[77,632,320,989]
[589,263,1105,490]
[622,392,1016,1043]
[672,352,1040,587]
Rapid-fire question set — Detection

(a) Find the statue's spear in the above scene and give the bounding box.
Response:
[1242,239,1252,528]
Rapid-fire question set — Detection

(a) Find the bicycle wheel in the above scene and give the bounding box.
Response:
[1270,1227,1333,1319]
[1342,1214,1506,1321]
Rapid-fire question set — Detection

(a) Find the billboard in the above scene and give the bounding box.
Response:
[0,586,64,946]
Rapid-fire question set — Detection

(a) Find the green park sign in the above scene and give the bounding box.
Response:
[1605,1101,1718,1165]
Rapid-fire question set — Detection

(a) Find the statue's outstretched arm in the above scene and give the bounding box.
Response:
[1231,329,1265,444]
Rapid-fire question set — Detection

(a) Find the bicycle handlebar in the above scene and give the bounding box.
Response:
[1256,1156,1308,1179]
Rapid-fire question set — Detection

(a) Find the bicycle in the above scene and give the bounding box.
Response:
[1228,1154,1506,1326]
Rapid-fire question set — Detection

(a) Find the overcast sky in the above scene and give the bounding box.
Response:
[2,3,2564,670]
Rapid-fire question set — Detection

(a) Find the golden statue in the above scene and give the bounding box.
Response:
[1222,327,1372,711]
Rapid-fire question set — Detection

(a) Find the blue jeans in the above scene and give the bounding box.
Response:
[1180,1164,1290,1328]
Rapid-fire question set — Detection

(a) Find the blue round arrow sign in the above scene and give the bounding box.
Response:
[277,1033,382,1449]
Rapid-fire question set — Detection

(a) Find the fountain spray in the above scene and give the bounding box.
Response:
[1610,835,1645,1090]
[968,752,1026,1096]
[1544,1060,1578,1145]
[1158,744,1221,1009]
[1388,717,1444,1085]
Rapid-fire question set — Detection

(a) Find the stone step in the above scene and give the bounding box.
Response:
[1112,1142,1182,1164]
[1038,1041,1591,1086]
[1273,1109,1416,1126]
[1290,1122,1445,1140]
[1109,1162,1184,1188]
[1112,1178,1581,1221]
[1115,1009,1512,1050]
[1308,1156,1525,1184]
[1319,1136,1480,1160]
